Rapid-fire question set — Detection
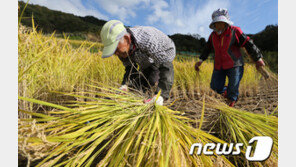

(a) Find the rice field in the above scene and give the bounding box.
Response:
[18,25,263,112]
[18,24,278,167]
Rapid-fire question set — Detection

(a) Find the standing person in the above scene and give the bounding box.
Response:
[195,8,265,107]
[100,20,176,105]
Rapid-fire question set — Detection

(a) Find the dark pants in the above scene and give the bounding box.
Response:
[210,66,244,101]
[123,62,174,100]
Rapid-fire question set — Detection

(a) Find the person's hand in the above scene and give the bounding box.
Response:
[119,85,128,91]
[256,58,265,70]
[195,60,203,71]
[143,95,164,106]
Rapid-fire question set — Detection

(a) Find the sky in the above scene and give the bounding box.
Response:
[22,0,278,38]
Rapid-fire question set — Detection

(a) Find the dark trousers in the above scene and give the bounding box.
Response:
[123,62,174,100]
[210,66,244,101]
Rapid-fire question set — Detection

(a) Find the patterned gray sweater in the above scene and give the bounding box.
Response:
[119,26,176,70]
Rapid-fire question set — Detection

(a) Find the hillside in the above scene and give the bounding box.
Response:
[18,1,106,34]
[169,33,206,54]
[18,1,278,57]
[248,25,278,52]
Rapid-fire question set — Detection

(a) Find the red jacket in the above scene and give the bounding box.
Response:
[200,26,262,70]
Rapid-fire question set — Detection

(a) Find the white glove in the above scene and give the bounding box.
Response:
[144,95,164,106]
[119,85,128,91]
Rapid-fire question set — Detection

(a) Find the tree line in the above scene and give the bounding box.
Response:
[18,1,106,34]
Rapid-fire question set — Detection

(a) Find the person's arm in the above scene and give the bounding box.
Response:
[118,56,133,88]
[199,34,213,61]
[144,62,173,105]
[195,34,213,71]
[121,65,132,85]
[235,27,263,62]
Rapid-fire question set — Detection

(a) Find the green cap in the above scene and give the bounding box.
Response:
[100,20,127,58]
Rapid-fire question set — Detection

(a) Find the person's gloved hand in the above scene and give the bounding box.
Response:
[119,85,128,91]
[195,60,203,71]
[143,95,164,106]
[256,58,265,70]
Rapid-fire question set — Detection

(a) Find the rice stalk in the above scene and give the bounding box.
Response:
[198,99,278,167]
[19,85,234,167]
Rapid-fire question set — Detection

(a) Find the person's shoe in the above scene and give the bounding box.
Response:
[229,101,235,107]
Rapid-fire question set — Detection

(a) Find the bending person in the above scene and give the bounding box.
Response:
[100,20,176,105]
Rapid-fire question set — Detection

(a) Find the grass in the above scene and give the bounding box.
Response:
[18,85,278,167]
[18,24,263,115]
[172,59,262,99]
[18,25,124,115]
[19,85,235,167]
[194,97,278,167]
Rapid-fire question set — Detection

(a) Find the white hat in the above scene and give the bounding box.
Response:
[100,20,127,58]
[209,8,233,29]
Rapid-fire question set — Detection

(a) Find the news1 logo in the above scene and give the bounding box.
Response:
[189,136,273,161]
